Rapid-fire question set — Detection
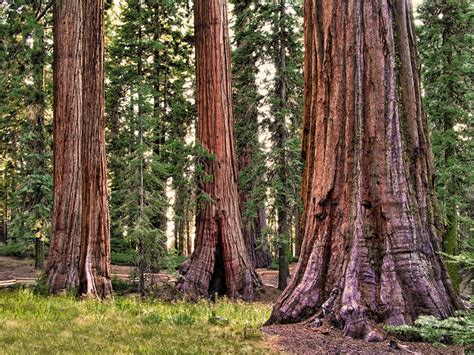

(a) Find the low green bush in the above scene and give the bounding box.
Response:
[111,251,135,266]
[158,249,188,271]
[0,242,31,258]
[386,311,474,345]
[111,277,136,295]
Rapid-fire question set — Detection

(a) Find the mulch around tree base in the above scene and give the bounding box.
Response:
[263,324,466,354]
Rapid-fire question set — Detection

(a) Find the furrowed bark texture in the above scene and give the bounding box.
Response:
[47,0,83,292]
[177,0,262,300]
[47,0,112,297]
[80,0,112,297]
[267,0,462,340]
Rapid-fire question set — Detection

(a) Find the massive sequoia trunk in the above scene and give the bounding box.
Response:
[266,0,462,340]
[79,0,112,297]
[177,0,261,300]
[47,0,112,297]
[47,0,83,292]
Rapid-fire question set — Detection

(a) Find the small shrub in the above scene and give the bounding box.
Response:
[33,277,49,296]
[158,249,188,272]
[141,313,162,325]
[386,311,474,345]
[111,251,135,266]
[171,312,196,325]
[208,310,229,325]
[0,242,31,258]
[111,277,134,295]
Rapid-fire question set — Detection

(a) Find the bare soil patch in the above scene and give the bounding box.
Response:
[0,256,40,280]
[263,323,466,354]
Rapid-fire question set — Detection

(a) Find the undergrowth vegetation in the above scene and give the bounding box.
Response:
[0,289,273,354]
[386,311,474,346]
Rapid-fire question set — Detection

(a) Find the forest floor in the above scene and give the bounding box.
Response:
[0,256,468,354]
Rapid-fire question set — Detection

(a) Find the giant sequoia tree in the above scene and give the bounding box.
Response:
[266,0,462,340]
[47,0,112,297]
[177,0,261,300]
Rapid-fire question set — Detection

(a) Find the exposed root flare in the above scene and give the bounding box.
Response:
[177,255,261,302]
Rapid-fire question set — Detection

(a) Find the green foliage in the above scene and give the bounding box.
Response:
[158,249,188,272]
[418,0,474,288]
[111,277,135,295]
[105,0,196,274]
[0,289,272,353]
[0,0,53,260]
[231,0,304,266]
[0,241,31,258]
[33,276,49,296]
[263,0,304,260]
[386,311,474,345]
[111,251,136,266]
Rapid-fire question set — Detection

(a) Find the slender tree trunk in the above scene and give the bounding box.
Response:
[266,0,462,340]
[294,206,302,259]
[31,22,46,270]
[255,208,272,268]
[173,187,186,255]
[47,0,112,297]
[441,22,460,290]
[276,0,289,291]
[2,166,9,244]
[35,239,45,270]
[177,0,261,301]
[151,2,168,254]
[186,211,192,256]
[138,102,146,298]
[136,0,146,298]
[185,183,194,256]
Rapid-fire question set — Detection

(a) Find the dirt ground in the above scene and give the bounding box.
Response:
[0,256,469,354]
[0,255,298,287]
[263,324,467,354]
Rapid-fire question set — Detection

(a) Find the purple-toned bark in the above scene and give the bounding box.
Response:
[266,0,462,340]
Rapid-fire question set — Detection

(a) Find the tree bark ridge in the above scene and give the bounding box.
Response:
[177,0,261,300]
[267,0,462,340]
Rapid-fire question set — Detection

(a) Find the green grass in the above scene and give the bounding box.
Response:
[0,289,273,354]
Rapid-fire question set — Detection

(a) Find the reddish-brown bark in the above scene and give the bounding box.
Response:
[47,0,83,292]
[266,0,462,340]
[177,0,261,300]
[80,0,112,297]
[47,0,112,297]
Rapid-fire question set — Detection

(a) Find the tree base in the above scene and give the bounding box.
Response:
[177,253,262,302]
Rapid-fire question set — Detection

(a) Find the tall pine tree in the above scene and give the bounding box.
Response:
[418,0,473,291]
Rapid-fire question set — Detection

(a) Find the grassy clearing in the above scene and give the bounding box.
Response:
[0,289,273,354]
